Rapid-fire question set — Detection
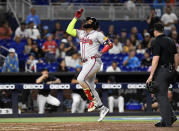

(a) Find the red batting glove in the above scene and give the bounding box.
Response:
[75,9,84,19]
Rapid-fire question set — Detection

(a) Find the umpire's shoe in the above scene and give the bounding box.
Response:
[155,122,171,127]
[98,106,109,122]
[155,116,177,127]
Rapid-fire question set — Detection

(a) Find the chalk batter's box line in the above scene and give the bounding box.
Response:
[104,117,179,121]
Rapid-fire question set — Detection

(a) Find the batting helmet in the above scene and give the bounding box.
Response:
[84,17,99,30]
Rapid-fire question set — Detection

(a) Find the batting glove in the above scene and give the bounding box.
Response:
[75,9,83,19]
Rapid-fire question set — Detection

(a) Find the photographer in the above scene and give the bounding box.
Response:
[146,22,179,127]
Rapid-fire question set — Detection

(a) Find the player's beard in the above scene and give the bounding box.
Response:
[83,23,93,29]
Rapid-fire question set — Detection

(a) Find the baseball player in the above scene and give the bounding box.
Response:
[66,9,113,121]
[36,69,61,114]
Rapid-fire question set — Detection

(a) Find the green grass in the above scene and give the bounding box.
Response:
[0,116,178,123]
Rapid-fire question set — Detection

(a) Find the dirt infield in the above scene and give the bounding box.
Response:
[0,122,179,131]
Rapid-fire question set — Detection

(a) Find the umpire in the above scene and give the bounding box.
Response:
[146,22,179,127]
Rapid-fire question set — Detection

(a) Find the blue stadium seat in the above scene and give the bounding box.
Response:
[50,62,58,68]
[37,62,48,72]
[136,53,144,60]
[68,67,75,72]
[48,66,57,72]
[36,39,45,48]
[57,58,62,63]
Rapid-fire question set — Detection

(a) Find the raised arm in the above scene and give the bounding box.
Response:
[66,9,83,37]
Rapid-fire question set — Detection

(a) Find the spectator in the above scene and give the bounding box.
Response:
[65,52,80,68]
[130,26,143,41]
[36,69,61,114]
[106,61,121,72]
[171,26,177,36]
[2,48,19,72]
[140,32,151,48]
[25,53,38,72]
[64,36,77,56]
[153,0,166,17]
[166,0,175,7]
[129,34,140,46]
[26,7,40,26]
[171,31,179,53]
[0,90,12,108]
[58,39,67,59]
[9,36,25,57]
[161,6,178,36]
[107,76,124,113]
[122,39,135,53]
[123,49,140,68]
[147,9,160,37]
[26,21,41,40]
[53,22,64,40]
[136,43,145,54]
[126,0,136,10]
[0,20,12,40]
[30,41,44,59]
[24,38,32,54]
[119,28,128,44]
[42,33,58,62]
[71,65,87,113]
[141,51,152,67]
[142,29,148,37]
[171,31,179,44]
[57,59,69,72]
[125,0,137,19]
[108,37,123,54]
[106,25,118,40]
[41,25,49,39]
[15,22,27,39]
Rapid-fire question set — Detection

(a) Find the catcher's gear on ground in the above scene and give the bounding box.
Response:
[146,81,158,94]
[75,9,83,18]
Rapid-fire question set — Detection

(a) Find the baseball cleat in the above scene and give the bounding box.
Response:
[98,106,109,122]
[88,100,97,112]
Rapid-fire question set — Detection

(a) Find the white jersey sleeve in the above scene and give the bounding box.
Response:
[96,32,106,44]
[76,29,84,38]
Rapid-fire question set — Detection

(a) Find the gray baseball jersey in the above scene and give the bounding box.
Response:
[77,30,106,59]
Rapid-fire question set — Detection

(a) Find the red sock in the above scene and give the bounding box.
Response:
[83,88,94,101]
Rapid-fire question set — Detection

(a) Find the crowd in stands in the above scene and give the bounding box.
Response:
[0,0,179,114]
[0,3,179,73]
[31,0,176,5]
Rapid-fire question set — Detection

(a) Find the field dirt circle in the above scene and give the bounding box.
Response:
[0,122,179,131]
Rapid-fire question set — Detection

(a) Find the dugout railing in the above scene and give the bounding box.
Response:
[0,72,178,116]
[0,83,179,115]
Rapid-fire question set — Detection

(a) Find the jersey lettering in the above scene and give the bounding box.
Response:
[80,38,93,45]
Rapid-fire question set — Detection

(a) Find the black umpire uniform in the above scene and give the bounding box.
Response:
[150,23,178,127]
